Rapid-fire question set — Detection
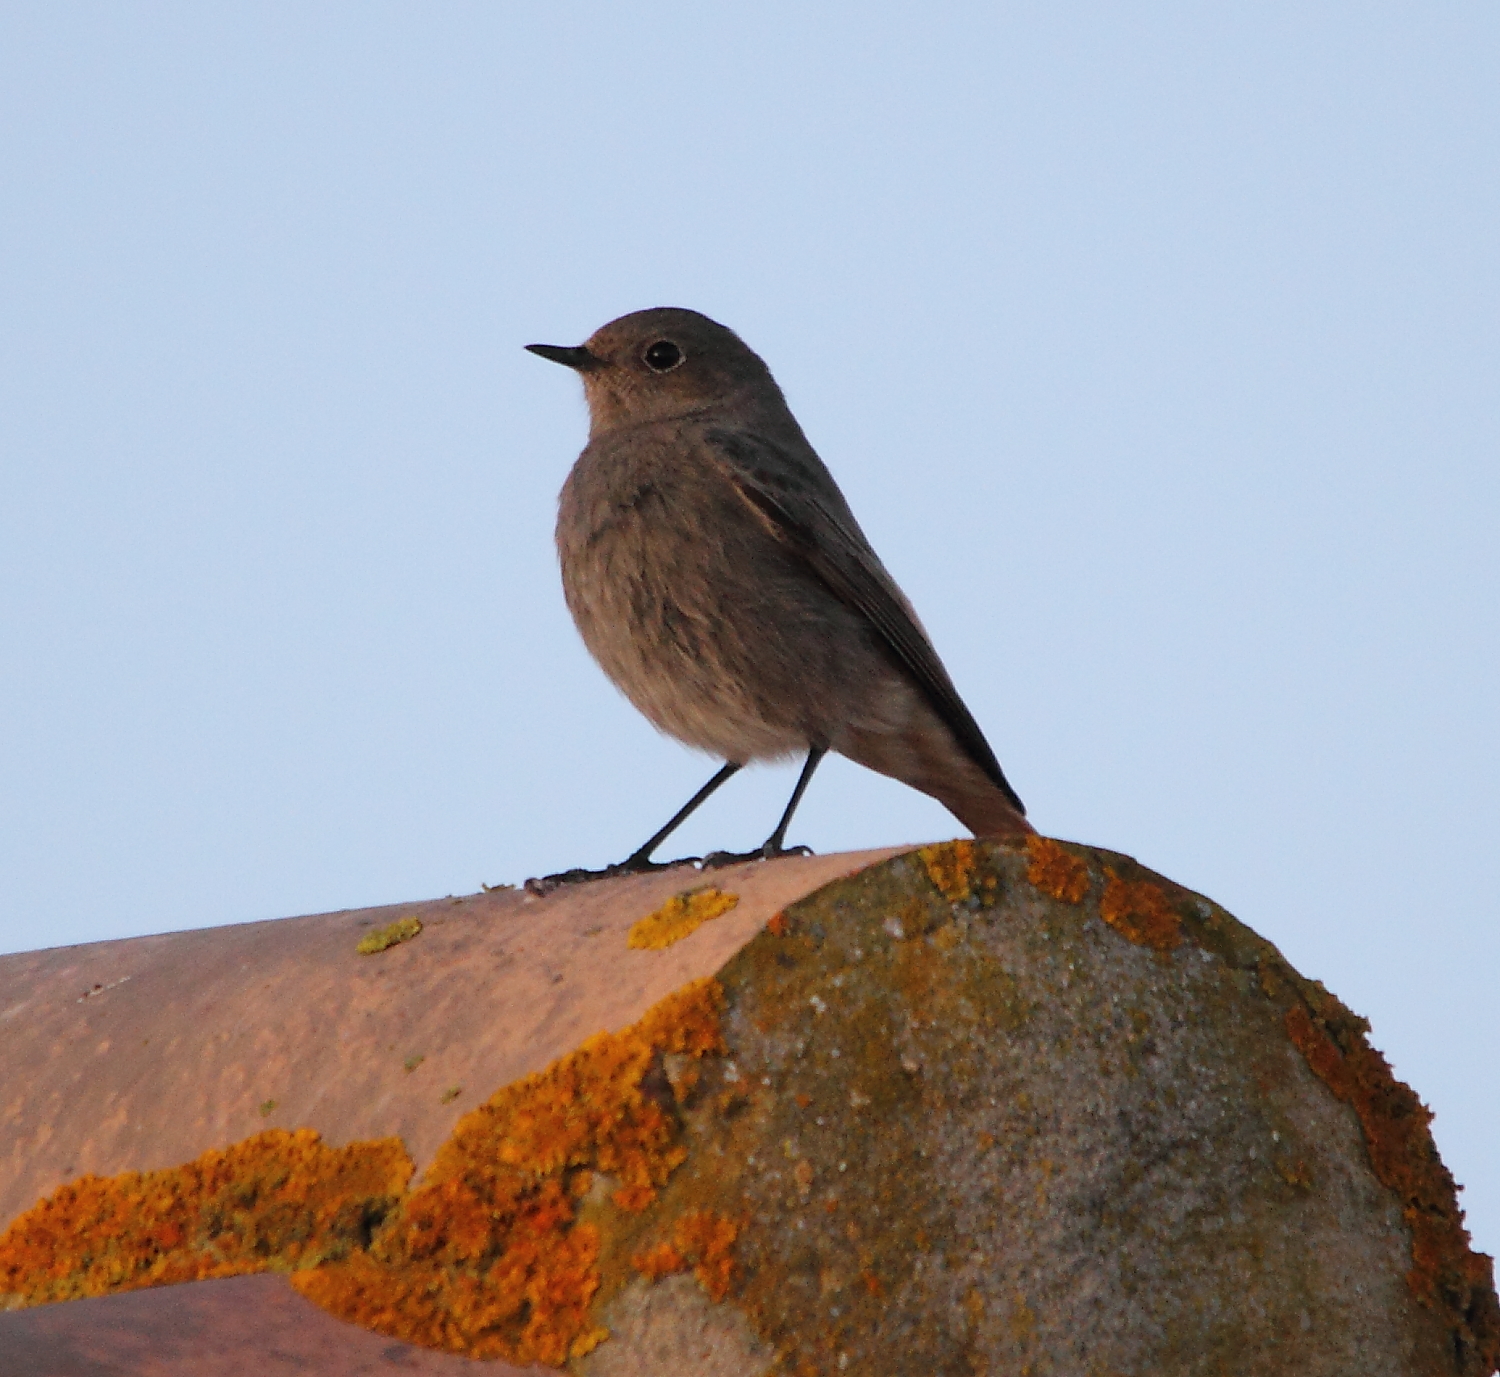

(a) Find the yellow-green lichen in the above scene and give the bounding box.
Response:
[918,840,996,905]
[626,889,739,950]
[357,916,424,955]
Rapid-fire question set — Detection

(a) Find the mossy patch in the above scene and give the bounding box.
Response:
[357,916,424,955]
[626,888,739,950]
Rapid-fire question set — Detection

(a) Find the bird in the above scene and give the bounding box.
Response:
[526,307,1031,888]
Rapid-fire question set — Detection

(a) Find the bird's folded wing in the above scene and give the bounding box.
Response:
[704,428,1025,814]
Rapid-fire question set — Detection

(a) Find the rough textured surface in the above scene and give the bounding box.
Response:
[630,838,1495,1375]
[2,840,1494,1375]
[573,837,1496,1375]
[0,847,901,1229]
[586,1274,773,1377]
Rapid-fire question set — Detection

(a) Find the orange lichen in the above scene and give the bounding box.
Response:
[0,1129,411,1307]
[293,1211,603,1365]
[293,977,727,1365]
[1024,835,1090,904]
[570,1322,611,1359]
[609,1183,659,1212]
[1098,871,1182,951]
[627,889,739,950]
[1285,1000,1499,1370]
[670,1210,739,1302]
[918,840,993,904]
[631,1240,687,1280]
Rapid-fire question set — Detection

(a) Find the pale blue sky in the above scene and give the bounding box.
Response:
[2,5,1496,1253]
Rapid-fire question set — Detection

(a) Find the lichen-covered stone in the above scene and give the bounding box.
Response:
[588,839,1496,1376]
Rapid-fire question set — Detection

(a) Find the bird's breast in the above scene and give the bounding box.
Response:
[557,434,741,657]
[550,426,826,759]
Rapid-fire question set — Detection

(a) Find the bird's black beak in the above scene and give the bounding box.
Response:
[525,343,599,371]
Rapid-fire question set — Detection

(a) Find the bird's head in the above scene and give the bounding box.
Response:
[527,307,779,435]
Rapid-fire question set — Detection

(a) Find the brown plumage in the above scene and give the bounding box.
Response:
[529,307,1030,878]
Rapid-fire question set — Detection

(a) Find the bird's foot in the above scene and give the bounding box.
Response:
[522,854,701,898]
[700,842,815,870]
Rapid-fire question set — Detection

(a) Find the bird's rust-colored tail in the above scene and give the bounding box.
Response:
[943,785,1035,839]
[838,705,1033,841]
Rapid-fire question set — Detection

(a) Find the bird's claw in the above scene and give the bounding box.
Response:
[522,854,702,898]
[700,842,814,870]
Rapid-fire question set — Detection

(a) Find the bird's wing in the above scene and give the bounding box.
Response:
[704,428,1025,814]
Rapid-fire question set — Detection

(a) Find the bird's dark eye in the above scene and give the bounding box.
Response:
[642,339,684,372]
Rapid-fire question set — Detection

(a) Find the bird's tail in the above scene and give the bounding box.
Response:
[838,710,1034,840]
[942,783,1035,839]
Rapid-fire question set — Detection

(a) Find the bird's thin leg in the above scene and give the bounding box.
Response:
[703,746,827,869]
[619,761,743,869]
[762,745,826,852]
[524,762,742,895]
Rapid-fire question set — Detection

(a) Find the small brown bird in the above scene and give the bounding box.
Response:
[528,307,1031,884]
